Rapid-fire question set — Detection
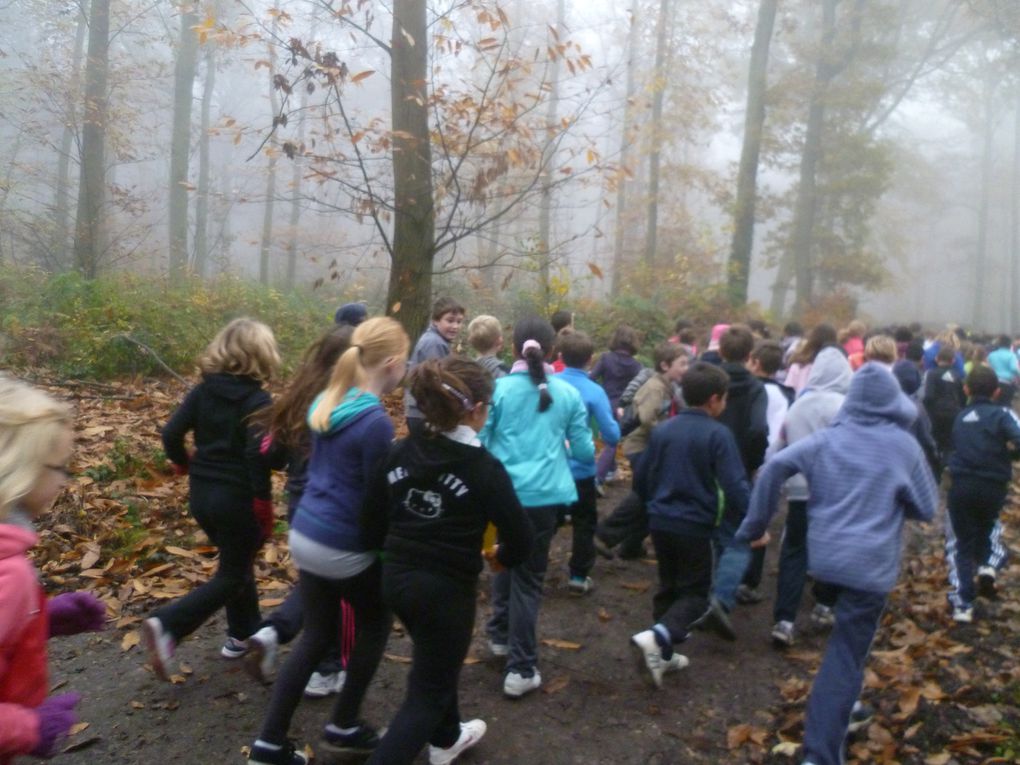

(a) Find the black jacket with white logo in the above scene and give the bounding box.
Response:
[949,397,1020,484]
[362,430,534,583]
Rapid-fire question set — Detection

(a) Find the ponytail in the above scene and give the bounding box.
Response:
[512,316,556,413]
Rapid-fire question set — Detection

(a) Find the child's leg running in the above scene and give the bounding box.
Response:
[505,505,559,676]
[802,585,886,765]
[568,478,598,579]
[367,566,475,763]
[986,520,1009,571]
[258,570,345,744]
[774,501,809,624]
[649,531,713,641]
[152,481,260,641]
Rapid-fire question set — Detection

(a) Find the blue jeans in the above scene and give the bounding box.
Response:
[774,501,837,623]
[487,504,560,676]
[712,518,751,611]
[802,585,886,765]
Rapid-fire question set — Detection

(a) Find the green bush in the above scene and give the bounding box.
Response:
[0,267,336,379]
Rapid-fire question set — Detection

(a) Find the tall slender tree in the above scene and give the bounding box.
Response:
[644,0,673,266]
[169,2,199,277]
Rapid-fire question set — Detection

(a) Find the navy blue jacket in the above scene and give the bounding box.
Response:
[949,397,1020,484]
[634,408,750,537]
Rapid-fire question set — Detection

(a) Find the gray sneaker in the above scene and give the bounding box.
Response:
[771,620,795,647]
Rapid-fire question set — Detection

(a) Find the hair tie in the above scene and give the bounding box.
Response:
[537,383,548,392]
[442,382,473,410]
[352,344,363,354]
[522,339,543,354]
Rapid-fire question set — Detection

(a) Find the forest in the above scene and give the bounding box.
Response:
[1,0,1019,343]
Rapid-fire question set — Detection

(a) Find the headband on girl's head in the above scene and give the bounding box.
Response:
[441,382,473,410]
[522,339,543,354]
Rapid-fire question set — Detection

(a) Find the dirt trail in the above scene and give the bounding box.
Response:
[51,482,807,765]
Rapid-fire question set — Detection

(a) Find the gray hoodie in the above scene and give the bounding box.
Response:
[739,364,936,593]
[768,347,852,501]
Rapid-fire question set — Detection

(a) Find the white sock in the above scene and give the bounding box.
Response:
[254,740,281,751]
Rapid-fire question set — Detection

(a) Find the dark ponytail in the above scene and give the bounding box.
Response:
[513,316,556,413]
[410,357,494,433]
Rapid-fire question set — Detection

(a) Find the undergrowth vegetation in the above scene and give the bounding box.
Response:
[0,267,334,378]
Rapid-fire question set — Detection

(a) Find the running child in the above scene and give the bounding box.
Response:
[0,377,106,763]
[944,365,1020,622]
[481,316,594,698]
[629,362,750,688]
[735,363,937,765]
[466,315,508,380]
[362,357,533,765]
[246,317,410,765]
[144,318,279,677]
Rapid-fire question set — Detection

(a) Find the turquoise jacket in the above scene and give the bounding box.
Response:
[480,372,595,507]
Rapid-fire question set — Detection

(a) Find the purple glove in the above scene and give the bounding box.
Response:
[48,592,106,637]
[30,693,80,759]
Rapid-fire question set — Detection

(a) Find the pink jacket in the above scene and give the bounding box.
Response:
[0,523,47,763]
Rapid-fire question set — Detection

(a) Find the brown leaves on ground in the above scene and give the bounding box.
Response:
[30,376,301,646]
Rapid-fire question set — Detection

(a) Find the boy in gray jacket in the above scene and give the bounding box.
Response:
[735,363,937,765]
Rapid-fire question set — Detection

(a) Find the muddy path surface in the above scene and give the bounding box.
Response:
[50,481,810,765]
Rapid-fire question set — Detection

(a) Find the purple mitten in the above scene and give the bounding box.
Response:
[48,592,106,637]
[29,693,80,759]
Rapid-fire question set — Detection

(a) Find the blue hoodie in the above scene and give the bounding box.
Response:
[738,363,937,593]
[292,389,394,551]
[556,367,621,479]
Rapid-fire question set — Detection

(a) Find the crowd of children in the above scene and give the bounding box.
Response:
[3,304,1020,765]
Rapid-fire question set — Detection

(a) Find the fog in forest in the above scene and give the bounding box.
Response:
[1,0,1018,336]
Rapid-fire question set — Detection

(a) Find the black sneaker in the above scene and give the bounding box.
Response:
[321,722,383,754]
[247,740,308,765]
[976,566,997,599]
[694,596,737,641]
[847,701,874,733]
[593,536,617,559]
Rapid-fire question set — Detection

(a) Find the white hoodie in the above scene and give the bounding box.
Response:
[768,347,852,501]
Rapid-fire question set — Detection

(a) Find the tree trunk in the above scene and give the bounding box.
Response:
[386,0,435,340]
[194,40,215,278]
[73,0,110,279]
[285,87,308,291]
[788,0,838,316]
[169,2,199,278]
[644,0,673,267]
[53,9,87,270]
[611,0,641,296]
[537,0,565,311]
[974,67,995,330]
[258,4,281,286]
[1011,80,1020,333]
[727,0,778,306]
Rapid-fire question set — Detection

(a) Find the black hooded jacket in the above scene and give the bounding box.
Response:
[362,431,534,583]
[718,362,769,476]
[162,373,272,499]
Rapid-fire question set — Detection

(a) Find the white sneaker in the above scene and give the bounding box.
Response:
[503,670,541,698]
[568,576,595,595]
[952,606,973,624]
[141,617,175,681]
[428,719,487,765]
[810,603,835,628]
[244,626,279,684]
[304,670,346,698]
[488,640,508,658]
[631,630,668,688]
[771,620,795,647]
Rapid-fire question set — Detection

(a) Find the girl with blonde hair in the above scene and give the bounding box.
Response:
[0,377,105,762]
[143,318,279,679]
[248,316,409,765]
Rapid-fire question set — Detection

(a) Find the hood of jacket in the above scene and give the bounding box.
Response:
[400,430,485,478]
[838,362,917,429]
[804,347,852,395]
[309,388,382,434]
[201,372,263,402]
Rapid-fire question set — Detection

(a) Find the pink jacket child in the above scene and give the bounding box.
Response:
[0,519,105,763]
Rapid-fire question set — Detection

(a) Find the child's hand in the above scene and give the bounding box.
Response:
[750,531,771,549]
[482,545,505,573]
[253,498,274,543]
[30,693,80,758]
[48,592,106,637]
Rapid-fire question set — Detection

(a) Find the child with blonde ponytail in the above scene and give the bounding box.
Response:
[247,316,410,765]
[0,377,106,764]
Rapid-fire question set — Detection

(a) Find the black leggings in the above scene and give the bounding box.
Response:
[258,561,391,744]
[154,479,261,641]
[367,564,476,763]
